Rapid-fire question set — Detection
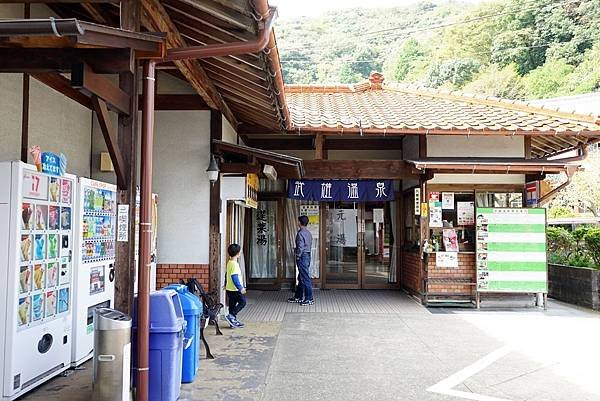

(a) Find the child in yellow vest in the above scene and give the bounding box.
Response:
[224,243,246,328]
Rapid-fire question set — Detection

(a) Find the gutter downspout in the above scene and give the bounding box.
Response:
[136,7,279,401]
[539,143,589,205]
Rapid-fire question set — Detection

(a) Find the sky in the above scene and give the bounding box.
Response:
[270,0,486,19]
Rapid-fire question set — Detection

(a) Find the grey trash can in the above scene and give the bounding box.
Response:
[92,308,132,401]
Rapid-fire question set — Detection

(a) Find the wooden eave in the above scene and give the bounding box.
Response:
[407,157,582,175]
[212,139,304,179]
[0,18,166,58]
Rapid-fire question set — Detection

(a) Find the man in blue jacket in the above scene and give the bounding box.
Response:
[288,215,314,306]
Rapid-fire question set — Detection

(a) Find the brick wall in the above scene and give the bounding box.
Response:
[156,264,209,290]
[401,251,422,294]
[426,253,475,297]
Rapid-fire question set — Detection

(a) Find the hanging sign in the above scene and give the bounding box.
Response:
[525,181,539,207]
[373,208,384,224]
[117,204,129,242]
[287,179,394,202]
[414,188,421,215]
[245,173,259,209]
[420,202,428,217]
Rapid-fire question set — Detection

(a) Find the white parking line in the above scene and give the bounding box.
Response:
[427,345,514,401]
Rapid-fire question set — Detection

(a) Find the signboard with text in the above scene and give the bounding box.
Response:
[287,179,394,202]
[476,208,547,293]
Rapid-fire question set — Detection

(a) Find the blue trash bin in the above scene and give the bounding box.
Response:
[133,290,185,401]
[164,284,202,383]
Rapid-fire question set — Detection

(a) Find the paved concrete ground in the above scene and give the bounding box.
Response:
[20,291,600,401]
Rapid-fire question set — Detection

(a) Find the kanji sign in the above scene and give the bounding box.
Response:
[287,180,394,202]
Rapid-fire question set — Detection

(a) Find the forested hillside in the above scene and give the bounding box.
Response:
[276,0,600,99]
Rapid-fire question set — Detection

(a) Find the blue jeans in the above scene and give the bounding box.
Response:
[294,253,313,301]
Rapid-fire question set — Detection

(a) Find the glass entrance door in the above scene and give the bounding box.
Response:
[324,203,361,288]
[324,202,398,289]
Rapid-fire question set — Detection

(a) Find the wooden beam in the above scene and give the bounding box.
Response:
[32,73,92,109]
[142,0,237,127]
[72,62,131,115]
[324,137,404,151]
[114,0,140,316]
[0,48,134,74]
[524,136,531,159]
[92,96,128,189]
[419,135,427,158]
[220,162,260,174]
[137,94,208,110]
[209,110,222,298]
[314,134,325,160]
[242,135,313,150]
[303,160,414,179]
[21,3,30,164]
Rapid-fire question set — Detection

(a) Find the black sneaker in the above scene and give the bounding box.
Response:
[287,297,302,303]
[300,300,314,306]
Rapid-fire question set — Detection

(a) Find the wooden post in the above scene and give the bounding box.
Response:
[20,4,30,163]
[114,0,140,315]
[209,111,223,298]
[314,134,326,160]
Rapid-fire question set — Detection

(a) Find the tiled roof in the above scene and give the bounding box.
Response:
[285,75,600,158]
[285,81,600,135]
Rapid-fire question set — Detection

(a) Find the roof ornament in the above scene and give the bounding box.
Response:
[368,72,384,90]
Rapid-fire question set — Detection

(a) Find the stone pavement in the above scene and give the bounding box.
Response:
[21,291,600,401]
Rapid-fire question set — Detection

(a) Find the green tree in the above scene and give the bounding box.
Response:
[425,58,481,88]
[522,59,574,98]
[463,64,526,99]
[386,38,427,81]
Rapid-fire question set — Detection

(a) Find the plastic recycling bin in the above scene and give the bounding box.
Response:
[164,284,203,383]
[133,290,186,401]
[92,308,132,401]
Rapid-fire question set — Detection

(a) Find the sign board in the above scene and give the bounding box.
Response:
[414,188,421,215]
[373,208,384,224]
[22,171,48,200]
[476,208,547,293]
[288,179,394,202]
[429,201,442,228]
[117,204,129,242]
[442,192,454,209]
[41,152,66,177]
[436,251,458,268]
[457,201,474,226]
[245,173,259,209]
[525,181,539,206]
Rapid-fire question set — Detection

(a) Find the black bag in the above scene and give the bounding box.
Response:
[180,278,224,359]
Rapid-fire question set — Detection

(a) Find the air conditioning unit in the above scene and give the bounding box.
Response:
[263,164,277,181]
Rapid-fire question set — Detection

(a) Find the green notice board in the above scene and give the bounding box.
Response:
[476,208,547,293]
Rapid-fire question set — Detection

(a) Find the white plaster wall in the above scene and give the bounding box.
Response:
[90,113,118,185]
[402,136,420,190]
[28,79,92,177]
[427,135,525,185]
[222,117,237,144]
[427,135,524,158]
[0,6,93,177]
[153,111,211,264]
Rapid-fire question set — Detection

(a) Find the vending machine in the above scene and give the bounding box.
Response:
[0,161,75,400]
[71,177,117,366]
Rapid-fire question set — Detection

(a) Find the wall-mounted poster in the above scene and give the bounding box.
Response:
[443,229,459,252]
[442,192,454,210]
[476,208,547,293]
[457,201,475,226]
[429,201,443,228]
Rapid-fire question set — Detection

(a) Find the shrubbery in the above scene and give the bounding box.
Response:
[547,226,600,269]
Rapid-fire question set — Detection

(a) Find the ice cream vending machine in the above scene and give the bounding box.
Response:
[0,161,75,400]
[71,177,117,366]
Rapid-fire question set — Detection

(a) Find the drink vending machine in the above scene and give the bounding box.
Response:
[0,161,75,400]
[71,177,117,366]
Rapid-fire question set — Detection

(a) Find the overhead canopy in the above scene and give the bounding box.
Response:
[407,157,582,175]
[0,18,165,58]
[212,139,304,179]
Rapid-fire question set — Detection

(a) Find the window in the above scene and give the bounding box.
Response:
[475,192,523,208]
